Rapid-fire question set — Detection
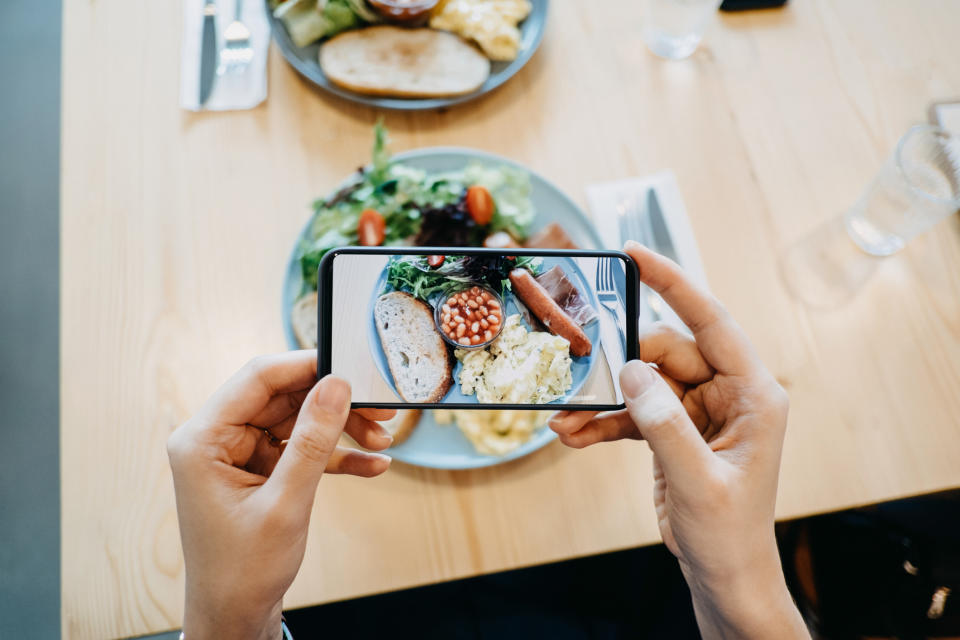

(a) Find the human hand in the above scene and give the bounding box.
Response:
[167,351,395,640]
[550,242,808,639]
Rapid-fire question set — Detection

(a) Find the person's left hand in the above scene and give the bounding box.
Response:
[167,350,395,640]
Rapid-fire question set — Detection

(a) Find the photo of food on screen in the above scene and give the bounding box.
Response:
[329,253,630,406]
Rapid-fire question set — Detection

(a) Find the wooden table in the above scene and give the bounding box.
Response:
[60,1,960,637]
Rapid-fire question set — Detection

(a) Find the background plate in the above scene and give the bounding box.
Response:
[266,0,548,111]
[283,147,602,469]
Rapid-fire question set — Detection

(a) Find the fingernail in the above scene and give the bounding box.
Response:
[624,239,642,252]
[314,377,350,412]
[620,361,655,400]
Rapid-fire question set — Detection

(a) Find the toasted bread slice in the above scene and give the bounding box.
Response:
[291,292,318,349]
[319,26,490,98]
[374,291,453,403]
[381,409,422,446]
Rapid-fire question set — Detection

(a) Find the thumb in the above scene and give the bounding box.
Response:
[267,376,351,505]
[620,361,713,480]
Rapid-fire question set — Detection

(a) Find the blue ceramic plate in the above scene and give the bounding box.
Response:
[266,0,549,111]
[283,147,603,469]
[367,256,600,404]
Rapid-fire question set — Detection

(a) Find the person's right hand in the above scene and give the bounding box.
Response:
[550,242,809,640]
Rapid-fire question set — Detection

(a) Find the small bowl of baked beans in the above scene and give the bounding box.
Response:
[435,285,504,350]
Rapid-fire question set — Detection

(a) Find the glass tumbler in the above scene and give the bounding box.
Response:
[641,0,722,60]
[844,125,960,256]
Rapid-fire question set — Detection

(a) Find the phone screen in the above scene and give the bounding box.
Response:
[319,249,637,409]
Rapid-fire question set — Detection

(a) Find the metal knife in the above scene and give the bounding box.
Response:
[199,0,218,106]
[597,307,626,404]
[646,188,678,264]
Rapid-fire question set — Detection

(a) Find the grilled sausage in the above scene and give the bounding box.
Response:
[508,268,592,357]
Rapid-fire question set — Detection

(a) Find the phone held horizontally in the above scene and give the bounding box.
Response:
[317,248,639,410]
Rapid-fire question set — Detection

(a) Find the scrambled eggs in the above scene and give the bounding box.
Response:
[429,0,532,61]
[434,409,548,456]
[455,314,572,404]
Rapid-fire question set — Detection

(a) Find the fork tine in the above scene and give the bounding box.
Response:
[597,257,610,292]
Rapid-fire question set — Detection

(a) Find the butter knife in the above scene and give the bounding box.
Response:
[597,308,626,404]
[199,0,218,106]
[647,188,678,264]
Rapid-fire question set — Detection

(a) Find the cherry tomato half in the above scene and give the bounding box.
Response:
[427,255,445,268]
[357,208,386,246]
[466,185,494,226]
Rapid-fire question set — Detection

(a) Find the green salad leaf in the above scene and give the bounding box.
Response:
[384,255,543,301]
[296,125,538,292]
[273,0,361,48]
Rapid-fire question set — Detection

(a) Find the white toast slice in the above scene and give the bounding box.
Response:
[319,26,490,98]
[374,291,453,403]
[291,291,318,349]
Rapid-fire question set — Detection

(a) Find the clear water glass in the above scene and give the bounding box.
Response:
[641,0,722,60]
[844,125,960,256]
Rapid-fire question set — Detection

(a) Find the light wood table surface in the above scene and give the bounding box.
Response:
[61,0,960,637]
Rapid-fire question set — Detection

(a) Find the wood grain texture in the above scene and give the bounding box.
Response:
[61,0,960,637]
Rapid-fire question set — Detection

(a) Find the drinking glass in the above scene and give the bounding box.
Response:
[780,124,960,308]
[844,125,960,256]
[641,0,722,60]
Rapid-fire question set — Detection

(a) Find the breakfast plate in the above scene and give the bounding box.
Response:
[365,256,601,405]
[283,147,603,469]
[266,0,549,111]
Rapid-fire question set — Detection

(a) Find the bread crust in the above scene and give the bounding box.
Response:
[383,409,422,445]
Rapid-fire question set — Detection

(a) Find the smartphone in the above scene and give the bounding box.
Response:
[317,247,639,410]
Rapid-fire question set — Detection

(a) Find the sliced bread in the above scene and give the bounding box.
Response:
[381,409,422,446]
[319,26,490,98]
[291,291,318,349]
[374,291,452,403]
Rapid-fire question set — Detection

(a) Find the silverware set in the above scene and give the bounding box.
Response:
[617,188,677,321]
[199,0,255,107]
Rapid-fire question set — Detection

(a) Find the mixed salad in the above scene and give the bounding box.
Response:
[271,0,370,47]
[384,254,542,301]
[297,122,536,291]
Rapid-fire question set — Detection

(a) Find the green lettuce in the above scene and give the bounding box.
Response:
[296,125,537,292]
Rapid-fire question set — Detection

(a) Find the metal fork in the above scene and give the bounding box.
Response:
[218,0,254,75]
[616,193,663,321]
[595,257,627,353]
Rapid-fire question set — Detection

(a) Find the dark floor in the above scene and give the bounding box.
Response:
[284,543,702,640]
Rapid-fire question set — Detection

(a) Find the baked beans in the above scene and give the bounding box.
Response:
[440,286,503,346]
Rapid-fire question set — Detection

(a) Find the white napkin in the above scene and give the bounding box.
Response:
[180,0,270,111]
[585,170,708,331]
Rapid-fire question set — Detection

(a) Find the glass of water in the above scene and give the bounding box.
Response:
[641,0,722,60]
[845,125,960,256]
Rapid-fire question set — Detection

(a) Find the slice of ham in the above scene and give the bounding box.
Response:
[523,222,578,249]
[535,266,598,327]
